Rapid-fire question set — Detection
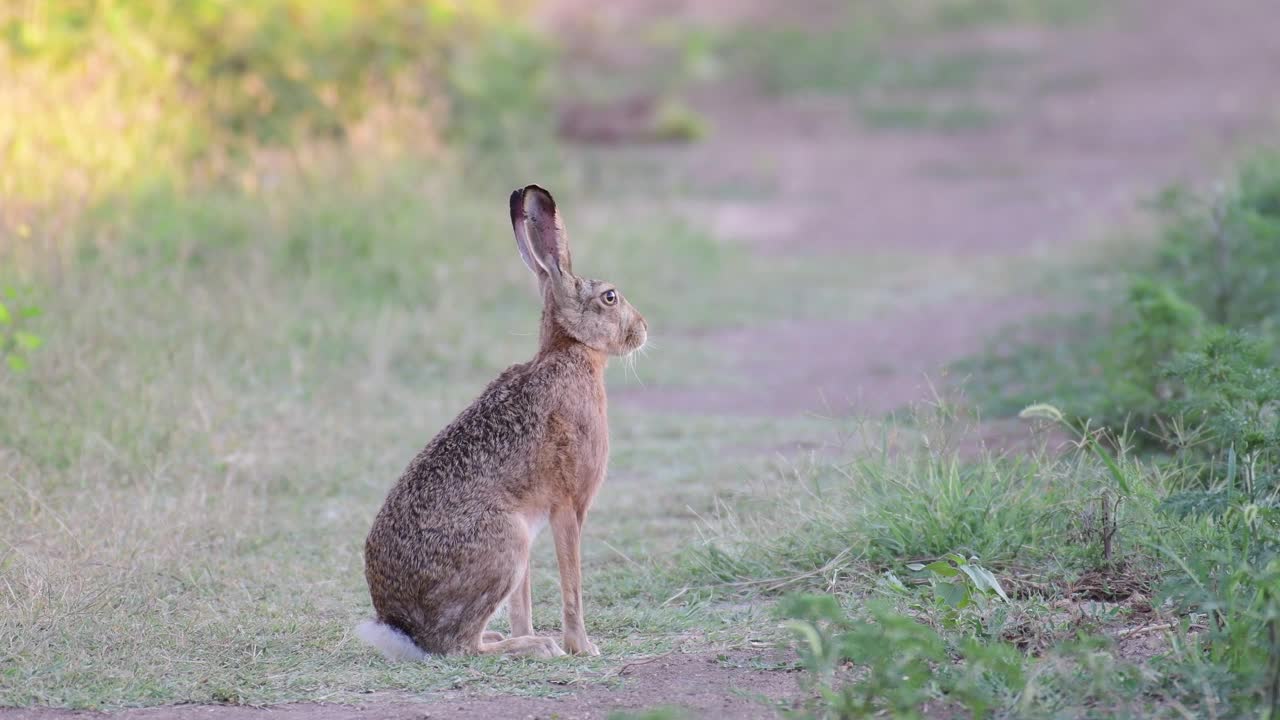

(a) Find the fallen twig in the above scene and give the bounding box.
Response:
[1114,622,1205,639]
[614,650,676,677]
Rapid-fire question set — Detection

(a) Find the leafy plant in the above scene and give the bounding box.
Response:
[781,595,950,719]
[975,157,1280,715]
[1166,329,1280,500]
[780,593,1027,719]
[0,289,41,373]
[907,554,1010,609]
[1157,529,1280,716]
[963,156,1280,445]
[0,0,552,204]
[1020,403,1138,565]
[1102,278,1205,427]
[1155,164,1280,329]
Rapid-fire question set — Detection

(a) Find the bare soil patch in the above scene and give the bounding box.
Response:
[1,651,800,720]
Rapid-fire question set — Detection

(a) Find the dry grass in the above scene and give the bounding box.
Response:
[0,147,900,707]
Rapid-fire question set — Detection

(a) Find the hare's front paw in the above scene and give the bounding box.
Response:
[562,632,600,656]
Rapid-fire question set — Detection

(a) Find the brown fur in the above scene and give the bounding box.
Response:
[361,185,646,658]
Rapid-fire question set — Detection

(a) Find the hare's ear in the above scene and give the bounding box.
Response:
[509,188,540,277]
[509,185,572,281]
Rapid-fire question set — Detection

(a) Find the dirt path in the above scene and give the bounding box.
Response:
[607,0,1280,417]
[1,650,798,720]
[9,1,1279,719]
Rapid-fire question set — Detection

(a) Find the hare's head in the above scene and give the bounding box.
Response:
[510,185,647,356]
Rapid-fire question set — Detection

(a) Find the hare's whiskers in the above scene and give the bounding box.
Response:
[625,349,645,387]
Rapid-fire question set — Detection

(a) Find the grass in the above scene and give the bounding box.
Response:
[704,0,1105,147]
[0,122,1129,709]
[671,406,1278,716]
[674,412,1138,586]
[932,0,1100,28]
[715,0,1093,106]
[5,0,1251,715]
[0,155,768,705]
[0,136,1044,707]
[0,132,1084,707]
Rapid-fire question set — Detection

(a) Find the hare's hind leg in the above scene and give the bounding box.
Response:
[483,557,533,644]
[478,634,564,658]
[469,563,562,657]
[459,514,562,658]
[508,557,534,637]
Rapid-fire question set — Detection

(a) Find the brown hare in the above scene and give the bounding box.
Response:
[357,185,647,659]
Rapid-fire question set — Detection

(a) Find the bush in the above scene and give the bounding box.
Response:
[1154,165,1280,329]
[0,1,550,205]
[963,155,1280,445]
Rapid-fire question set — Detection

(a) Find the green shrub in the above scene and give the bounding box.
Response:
[963,156,1280,443]
[781,595,954,719]
[0,1,550,204]
[778,593,1152,719]
[0,287,42,373]
[1099,279,1205,427]
[1154,165,1280,330]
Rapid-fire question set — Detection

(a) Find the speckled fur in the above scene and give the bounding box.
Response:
[361,185,646,659]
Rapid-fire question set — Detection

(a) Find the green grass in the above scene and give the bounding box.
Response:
[932,0,1100,28]
[704,0,1103,147]
[733,37,1017,98]
[669,407,1280,716]
[674,414,1143,586]
[715,0,1093,100]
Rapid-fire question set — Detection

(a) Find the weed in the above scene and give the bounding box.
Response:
[905,554,1010,627]
[0,286,42,373]
[782,595,950,719]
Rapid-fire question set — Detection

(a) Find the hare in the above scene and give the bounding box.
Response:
[356,185,647,660]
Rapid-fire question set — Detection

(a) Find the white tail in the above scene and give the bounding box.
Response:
[355,620,427,662]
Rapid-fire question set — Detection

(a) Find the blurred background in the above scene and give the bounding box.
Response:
[3,0,1280,710]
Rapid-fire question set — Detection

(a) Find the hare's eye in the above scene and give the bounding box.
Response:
[601,289,618,306]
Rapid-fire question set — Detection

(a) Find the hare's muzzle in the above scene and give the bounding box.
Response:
[624,316,648,354]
